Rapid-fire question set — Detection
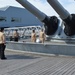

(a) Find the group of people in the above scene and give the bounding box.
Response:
[0,28,45,60]
[31,29,46,43]
[12,29,46,43]
[12,28,46,43]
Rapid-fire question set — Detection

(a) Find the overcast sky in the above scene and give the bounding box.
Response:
[0,0,75,17]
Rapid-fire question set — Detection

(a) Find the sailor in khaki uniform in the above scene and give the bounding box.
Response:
[39,29,45,43]
[13,29,19,42]
[0,28,7,60]
[31,30,36,42]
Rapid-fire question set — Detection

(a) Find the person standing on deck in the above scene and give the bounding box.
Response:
[31,30,36,42]
[13,29,19,42]
[39,29,45,43]
[0,28,7,60]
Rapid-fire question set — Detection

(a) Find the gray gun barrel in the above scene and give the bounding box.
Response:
[47,0,75,36]
[16,0,59,35]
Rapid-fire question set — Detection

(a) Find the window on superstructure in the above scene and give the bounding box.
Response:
[11,17,21,22]
[0,17,6,22]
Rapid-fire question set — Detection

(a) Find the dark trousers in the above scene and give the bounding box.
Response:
[14,37,18,42]
[0,44,6,59]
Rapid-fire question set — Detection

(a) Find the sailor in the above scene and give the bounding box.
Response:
[31,30,36,42]
[39,29,45,43]
[0,28,7,60]
[13,29,19,42]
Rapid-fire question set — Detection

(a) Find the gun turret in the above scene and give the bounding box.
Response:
[16,0,59,35]
[47,0,75,36]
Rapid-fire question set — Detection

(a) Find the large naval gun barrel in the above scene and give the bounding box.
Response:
[16,0,59,35]
[47,0,75,36]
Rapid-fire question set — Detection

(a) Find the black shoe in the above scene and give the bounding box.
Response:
[1,57,7,60]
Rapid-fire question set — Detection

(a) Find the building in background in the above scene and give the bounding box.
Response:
[0,6,43,27]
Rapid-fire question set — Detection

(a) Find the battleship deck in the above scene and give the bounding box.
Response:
[0,50,75,75]
[6,39,75,56]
